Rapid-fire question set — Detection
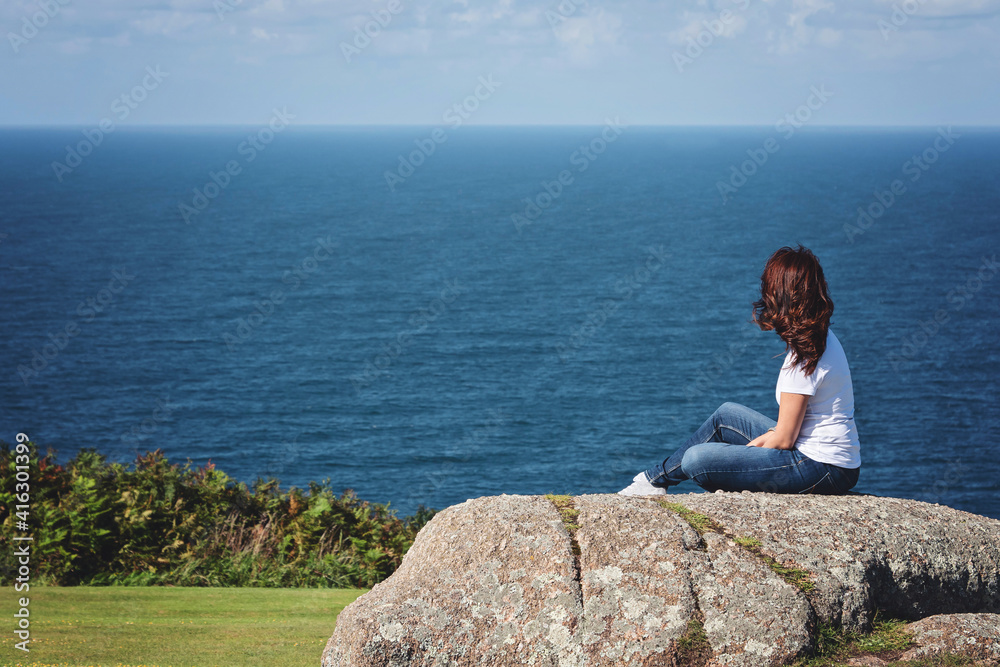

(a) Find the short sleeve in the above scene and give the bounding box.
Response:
[776,352,822,397]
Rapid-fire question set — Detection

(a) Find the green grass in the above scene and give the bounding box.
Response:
[853,617,914,653]
[885,656,977,667]
[676,618,708,651]
[0,585,365,667]
[765,561,816,593]
[791,613,916,667]
[733,536,761,548]
[544,494,582,558]
[675,614,711,667]
[657,506,815,594]
[544,494,581,533]
[732,535,815,593]
[792,613,976,666]
[656,501,720,535]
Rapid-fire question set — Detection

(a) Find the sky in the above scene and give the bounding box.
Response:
[1,0,998,126]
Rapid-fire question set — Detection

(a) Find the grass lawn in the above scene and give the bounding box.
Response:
[0,586,366,667]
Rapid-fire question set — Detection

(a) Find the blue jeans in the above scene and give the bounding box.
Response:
[644,402,860,494]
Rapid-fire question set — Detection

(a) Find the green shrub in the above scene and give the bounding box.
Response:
[0,442,434,588]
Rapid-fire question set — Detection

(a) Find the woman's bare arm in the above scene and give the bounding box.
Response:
[746,392,809,450]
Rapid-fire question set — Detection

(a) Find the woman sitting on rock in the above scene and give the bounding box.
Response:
[620,245,861,496]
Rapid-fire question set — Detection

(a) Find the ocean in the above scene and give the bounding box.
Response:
[1,125,998,519]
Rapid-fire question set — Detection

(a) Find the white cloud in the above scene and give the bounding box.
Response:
[100,32,132,48]
[250,26,278,41]
[762,0,836,54]
[129,10,207,38]
[551,7,624,63]
[815,26,842,45]
[669,9,750,44]
[254,0,286,14]
[372,27,434,57]
[449,0,517,28]
[57,37,93,54]
[872,0,1000,16]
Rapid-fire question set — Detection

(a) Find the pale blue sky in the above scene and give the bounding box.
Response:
[2,0,998,125]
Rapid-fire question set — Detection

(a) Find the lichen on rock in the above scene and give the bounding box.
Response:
[322,492,1000,667]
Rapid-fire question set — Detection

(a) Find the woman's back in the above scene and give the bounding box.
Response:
[777,329,861,469]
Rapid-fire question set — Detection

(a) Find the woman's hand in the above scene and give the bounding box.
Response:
[746,392,809,450]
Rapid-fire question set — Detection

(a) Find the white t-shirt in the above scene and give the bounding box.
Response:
[775,329,861,469]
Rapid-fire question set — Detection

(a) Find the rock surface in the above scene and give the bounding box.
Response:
[677,492,1000,632]
[322,492,1000,667]
[324,494,584,666]
[900,613,1000,663]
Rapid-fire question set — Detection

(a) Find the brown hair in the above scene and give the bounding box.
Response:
[752,245,834,376]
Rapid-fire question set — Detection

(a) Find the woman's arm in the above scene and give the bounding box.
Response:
[746,392,809,450]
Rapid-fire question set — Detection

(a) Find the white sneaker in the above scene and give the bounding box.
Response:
[618,472,668,496]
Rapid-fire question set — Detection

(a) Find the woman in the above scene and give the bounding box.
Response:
[620,245,860,496]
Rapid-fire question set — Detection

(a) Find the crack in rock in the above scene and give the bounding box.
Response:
[323,492,1000,666]
[693,532,814,666]
[675,492,1000,633]
[545,494,584,593]
[322,494,586,666]
[574,494,702,666]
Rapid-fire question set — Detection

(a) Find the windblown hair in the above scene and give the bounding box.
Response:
[752,245,834,376]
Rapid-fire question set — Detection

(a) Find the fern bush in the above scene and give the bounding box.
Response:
[0,442,434,588]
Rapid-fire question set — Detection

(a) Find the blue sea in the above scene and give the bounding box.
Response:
[1,126,998,519]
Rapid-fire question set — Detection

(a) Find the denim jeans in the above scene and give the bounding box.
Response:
[643,402,860,494]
